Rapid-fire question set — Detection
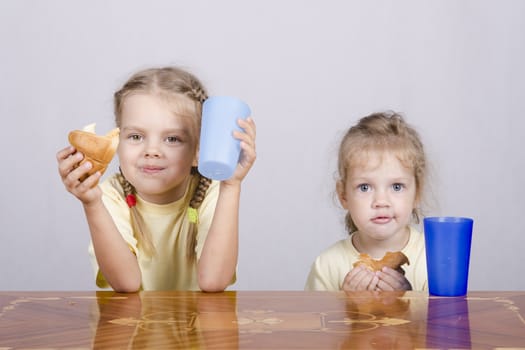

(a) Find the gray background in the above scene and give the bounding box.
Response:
[1,1,524,291]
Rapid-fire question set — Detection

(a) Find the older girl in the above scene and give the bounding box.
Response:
[57,67,256,292]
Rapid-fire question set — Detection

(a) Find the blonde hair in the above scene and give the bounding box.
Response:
[337,111,427,234]
[114,67,211,262]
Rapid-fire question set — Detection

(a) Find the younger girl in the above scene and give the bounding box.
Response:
[305,111,427,291]
[57,67,256,292]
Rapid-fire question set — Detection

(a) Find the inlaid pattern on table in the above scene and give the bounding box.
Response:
[0,291,524,349]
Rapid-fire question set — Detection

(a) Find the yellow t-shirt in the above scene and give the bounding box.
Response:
[88,174,222,291]
[304,226,428,291]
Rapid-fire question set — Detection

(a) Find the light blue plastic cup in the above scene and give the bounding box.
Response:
[424,217,473,296]
[198,96,251,180]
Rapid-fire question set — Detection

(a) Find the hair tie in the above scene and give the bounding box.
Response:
[126,194,137,208]
[187,207,198,224]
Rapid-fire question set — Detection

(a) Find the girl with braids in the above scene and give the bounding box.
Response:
[305,111,428,292]
[57,67,257,292]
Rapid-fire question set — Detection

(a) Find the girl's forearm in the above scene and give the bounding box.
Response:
[83,201,141,292]
[197,182,240,292]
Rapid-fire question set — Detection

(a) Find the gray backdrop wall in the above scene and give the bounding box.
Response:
[1,0,524,291]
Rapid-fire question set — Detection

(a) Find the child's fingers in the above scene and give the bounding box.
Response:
[58,151,84,179]
[233,130,255,150]
[343,267,375,291]
[240,138,256,161]
[76,171,101,192]
[64,161,92,190]
[354,274,374,291]
[233,119,257,173]
[56,146,75,162]
[233,122,256,147]
[367,274,380,291]
[237,117,256,140]
[65,168,102,205]
[376,267,411,291]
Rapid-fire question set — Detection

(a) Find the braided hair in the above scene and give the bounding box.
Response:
[114,67,212,261]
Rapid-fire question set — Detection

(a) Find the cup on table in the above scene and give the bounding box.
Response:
[198,96,251,181]
[424,217,473,296]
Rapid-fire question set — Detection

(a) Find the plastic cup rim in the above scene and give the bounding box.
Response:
[424,216,473,224]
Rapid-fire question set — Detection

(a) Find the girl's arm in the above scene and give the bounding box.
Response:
[197,182,241,291]
[197,118,256,292]
[83,199,142,292]
[57,146,141,292]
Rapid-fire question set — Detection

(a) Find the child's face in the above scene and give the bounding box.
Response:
[338,151,417,243]
[117,93,198,204]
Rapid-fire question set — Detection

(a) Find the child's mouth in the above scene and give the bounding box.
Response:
[372,216,392,224]
[142,166,164,174]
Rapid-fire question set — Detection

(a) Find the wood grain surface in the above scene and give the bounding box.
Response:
[0,290,524,349]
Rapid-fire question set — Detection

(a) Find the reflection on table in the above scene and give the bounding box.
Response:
[0,290,524,349]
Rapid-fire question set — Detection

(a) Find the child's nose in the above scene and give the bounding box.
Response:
[145,151,161,158]
[372,191,390,208]
[144,140,161,158]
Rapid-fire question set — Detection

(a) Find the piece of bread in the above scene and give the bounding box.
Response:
[353,251,410,274]
[68,123,119,181]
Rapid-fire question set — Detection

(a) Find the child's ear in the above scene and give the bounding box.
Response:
[336,180,348,209]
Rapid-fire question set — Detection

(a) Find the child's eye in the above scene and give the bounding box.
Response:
[392,183,404,192]
[166,136,180,143]
[358,184,370,192]
[128,134,143,142]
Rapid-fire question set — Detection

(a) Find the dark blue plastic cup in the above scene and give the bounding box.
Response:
[198,96,251,181]
[424,217,473,296]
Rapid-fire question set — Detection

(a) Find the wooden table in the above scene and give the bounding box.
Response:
[0,290,524,349]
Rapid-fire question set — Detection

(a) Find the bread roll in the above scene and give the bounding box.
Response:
[353,251,410,274]
[68,123,119,181]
